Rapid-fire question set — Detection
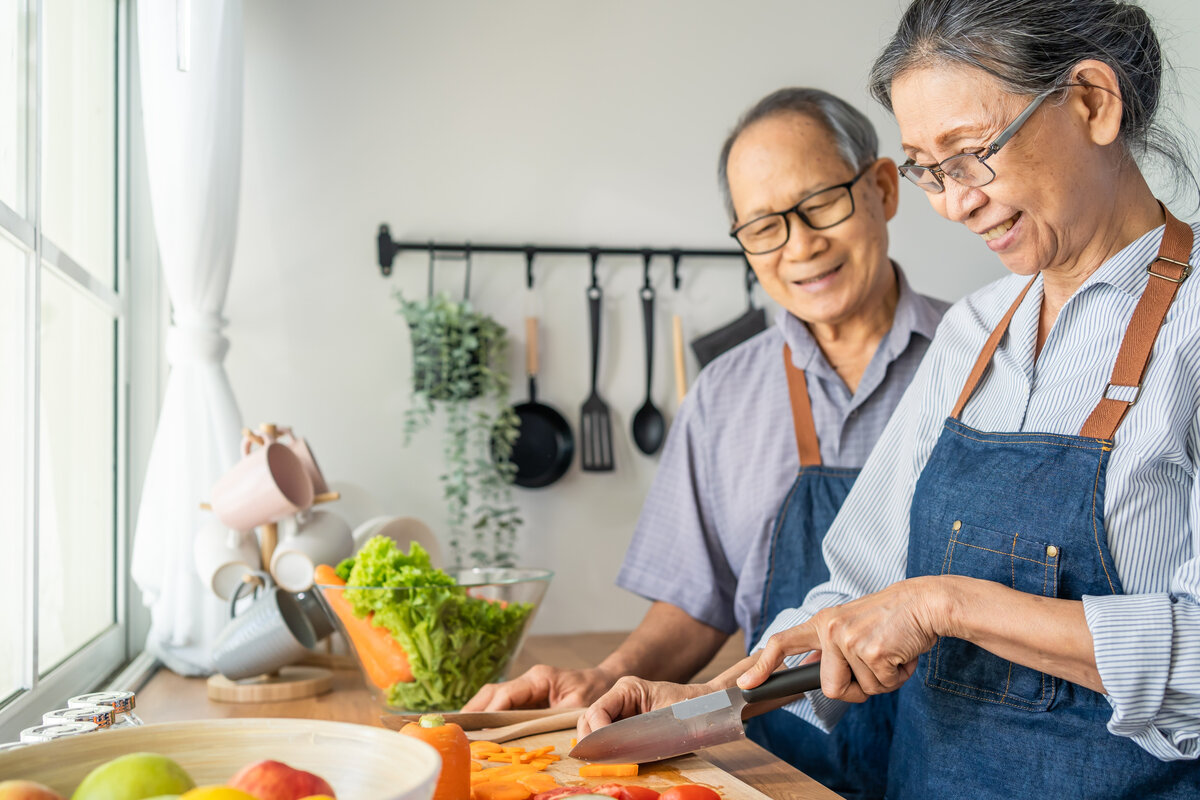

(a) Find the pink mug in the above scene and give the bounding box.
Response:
[276,426,328,495]
[209,439,314,531]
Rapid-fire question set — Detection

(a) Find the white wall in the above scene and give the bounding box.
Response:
[227,0,1200,635]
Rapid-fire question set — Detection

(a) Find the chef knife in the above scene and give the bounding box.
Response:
[569,662,822,764]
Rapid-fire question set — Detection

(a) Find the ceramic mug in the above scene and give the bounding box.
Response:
[276,427,329,495]
[270,509,354,592]
[209,439,314,532]
[193,519,262,601]
[352,515,442,567]
[211,571,316,680]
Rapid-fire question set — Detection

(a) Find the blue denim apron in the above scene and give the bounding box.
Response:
[888,211,1200,799]
[744,347,897,800]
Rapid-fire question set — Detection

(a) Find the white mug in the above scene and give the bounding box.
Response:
[270,509,354,592]
[193,519,262,601]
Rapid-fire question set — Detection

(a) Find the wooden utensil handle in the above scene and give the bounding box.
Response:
[672,315,687,404]
[464,708,584,743]
[526,317,539,377]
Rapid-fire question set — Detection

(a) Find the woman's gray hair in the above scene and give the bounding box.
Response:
[717,88,879,222]
[868,0,1197,203]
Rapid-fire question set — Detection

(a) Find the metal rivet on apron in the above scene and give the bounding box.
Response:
[952,520,962,531]
[1046,545,1059,558]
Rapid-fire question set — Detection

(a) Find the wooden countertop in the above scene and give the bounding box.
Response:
[137,632,838,800]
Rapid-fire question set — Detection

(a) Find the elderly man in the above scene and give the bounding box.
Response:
[467,88,948,799]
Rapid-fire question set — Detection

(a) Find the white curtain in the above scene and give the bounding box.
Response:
[130,0,245,675]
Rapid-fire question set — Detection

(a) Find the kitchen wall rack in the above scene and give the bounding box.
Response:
[375,223,751,290]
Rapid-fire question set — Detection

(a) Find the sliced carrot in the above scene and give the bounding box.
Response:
[569,738,577,749]
[471,780,531,800]
[477,764,539,782]
[514,773,559,794]
[314,564,412,685]
[487,754,514,762]
[578,764,639,778]
[528,745,556,757]
[471,741,503,755]
[500,746,526,754]
[471,761,483,772]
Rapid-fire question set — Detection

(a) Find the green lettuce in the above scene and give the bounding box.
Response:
[340,536,532,711]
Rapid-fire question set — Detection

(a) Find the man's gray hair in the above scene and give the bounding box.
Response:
[868,0,1197,202]
[717,88,879,223]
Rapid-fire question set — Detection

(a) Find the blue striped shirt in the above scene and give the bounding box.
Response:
[618,267,947,649]
[758,221,1200,761]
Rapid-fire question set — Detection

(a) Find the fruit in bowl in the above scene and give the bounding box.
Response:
[315,537,552,712]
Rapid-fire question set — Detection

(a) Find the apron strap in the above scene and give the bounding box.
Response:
[783,345,822,467]
[1079,207,1194,439]
[950,277,1038,420]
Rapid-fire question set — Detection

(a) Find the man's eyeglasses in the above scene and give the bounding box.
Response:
[730,166,871,255]
[898,87,1057,194]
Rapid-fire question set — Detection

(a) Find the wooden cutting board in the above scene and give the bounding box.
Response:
[478,729,773,800]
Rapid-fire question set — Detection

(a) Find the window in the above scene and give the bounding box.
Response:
[0,0,130,737]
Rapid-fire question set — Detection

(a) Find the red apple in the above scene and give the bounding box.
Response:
[0,781,67,800]
[226,761,334,800]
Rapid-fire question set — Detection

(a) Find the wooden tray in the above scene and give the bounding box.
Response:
[479,729,773,800]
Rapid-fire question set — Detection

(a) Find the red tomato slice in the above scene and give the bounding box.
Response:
[531,788,596,800]
[589,785,660,800]
[658,786,720,800]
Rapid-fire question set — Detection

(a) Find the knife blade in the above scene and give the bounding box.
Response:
[569,662,822,764]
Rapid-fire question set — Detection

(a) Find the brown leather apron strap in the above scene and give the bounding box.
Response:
[950,276,1038,419]
[783,345,822,467]
[1079,207,1194,440]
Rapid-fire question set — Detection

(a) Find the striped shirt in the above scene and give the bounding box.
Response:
[618,267,947,649]
[758,221,1200,761]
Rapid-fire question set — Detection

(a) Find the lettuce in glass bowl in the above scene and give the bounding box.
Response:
[315,536,552,712]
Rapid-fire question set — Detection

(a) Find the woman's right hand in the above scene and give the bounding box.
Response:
[578,676,713,738]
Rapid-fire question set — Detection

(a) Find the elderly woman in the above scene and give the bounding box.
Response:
[580,1,1200,797]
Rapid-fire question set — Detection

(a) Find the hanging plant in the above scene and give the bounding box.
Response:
[397,291,522,567]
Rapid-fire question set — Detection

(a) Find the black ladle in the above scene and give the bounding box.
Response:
[632,282,666,455]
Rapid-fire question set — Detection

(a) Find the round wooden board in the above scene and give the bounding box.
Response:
[206,666,333,703]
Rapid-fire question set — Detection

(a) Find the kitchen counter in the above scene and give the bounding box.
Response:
[136,632,839,800]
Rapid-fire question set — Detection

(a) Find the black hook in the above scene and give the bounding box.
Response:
[426,241,435,299]
[671,250,682,290]
[525,247,536,289]
[463,242,473,301]
[744,258,757,310]
[641,250,653,290]
[589,249,600,289]
[377,224,395,276]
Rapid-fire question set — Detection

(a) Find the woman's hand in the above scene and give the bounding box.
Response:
[577,676,713,738]
[738,576,953,703]
[464,665,614,711]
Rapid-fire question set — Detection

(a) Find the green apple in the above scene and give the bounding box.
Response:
[71,753,194,800]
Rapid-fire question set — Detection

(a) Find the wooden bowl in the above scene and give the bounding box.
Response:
[0,717,441,799]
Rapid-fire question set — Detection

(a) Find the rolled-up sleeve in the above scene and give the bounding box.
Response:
[616,387,739,634]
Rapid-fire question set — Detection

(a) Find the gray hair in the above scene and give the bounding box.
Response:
[717,88,879,222]
[868,0,1197,203]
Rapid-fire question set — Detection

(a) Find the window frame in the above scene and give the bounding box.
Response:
[0,0,139,741]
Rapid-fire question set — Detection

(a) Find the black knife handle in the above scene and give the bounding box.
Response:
[740,662,822,704]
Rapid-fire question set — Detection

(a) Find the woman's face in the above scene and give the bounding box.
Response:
[890,65,1110,277]
[726,113,899,329]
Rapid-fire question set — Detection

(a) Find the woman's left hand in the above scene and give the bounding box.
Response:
[738,575,952,703]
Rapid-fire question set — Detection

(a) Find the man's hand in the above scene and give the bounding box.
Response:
[577,676,712,738]
[737,576,948,702]
[464,664,615,711]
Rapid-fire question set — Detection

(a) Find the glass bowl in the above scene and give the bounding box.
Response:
[315,567,553,712]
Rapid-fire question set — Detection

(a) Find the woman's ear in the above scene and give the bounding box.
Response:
[1070,59,1124,147]
[871,156,901,221]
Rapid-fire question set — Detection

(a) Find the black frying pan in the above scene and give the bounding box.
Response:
[501,317,574,488]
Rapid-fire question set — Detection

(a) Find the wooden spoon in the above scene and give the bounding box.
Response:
[464,708,584,743]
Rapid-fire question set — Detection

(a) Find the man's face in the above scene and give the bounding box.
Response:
[726,113,899,329]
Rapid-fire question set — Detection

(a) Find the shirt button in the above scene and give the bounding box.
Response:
[952,520,962,531]
[1046,545,1059,558]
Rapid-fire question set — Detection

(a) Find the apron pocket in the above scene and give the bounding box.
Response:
[926,519,1061,711]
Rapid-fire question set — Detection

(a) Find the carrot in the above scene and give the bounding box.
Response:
[471,761,483,772]
[401,714,472,800]
[314,564,413,685]
[472,781,532,800]
[472,741,504,755]
[578,764,639,778]
[474,764,540,783]
[514,773,558,794]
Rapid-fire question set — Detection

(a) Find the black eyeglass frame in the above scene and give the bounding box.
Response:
[729,165,873,255]
[897,86,1061,194]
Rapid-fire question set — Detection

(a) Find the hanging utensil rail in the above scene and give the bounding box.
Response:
[376,223,749,289]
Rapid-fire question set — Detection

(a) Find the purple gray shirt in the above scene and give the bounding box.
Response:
[616,267,948,649]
